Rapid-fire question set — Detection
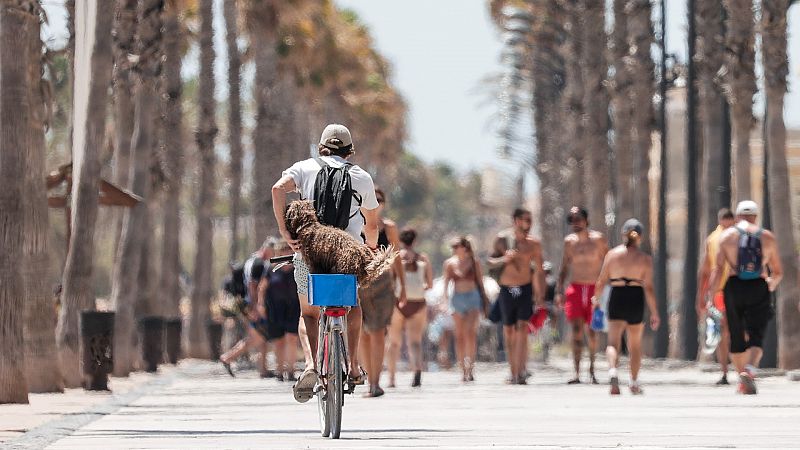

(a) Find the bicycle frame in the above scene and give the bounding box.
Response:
[316,306,351,391]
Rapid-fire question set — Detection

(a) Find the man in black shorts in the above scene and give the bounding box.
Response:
[707,201,783,395]
[487,208,545,384]
[260,242,301,381]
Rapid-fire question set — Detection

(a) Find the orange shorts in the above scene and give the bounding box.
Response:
[713,291,726,313]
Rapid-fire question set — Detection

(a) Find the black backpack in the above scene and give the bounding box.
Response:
[312,157,362,230]
[736,225,764,280]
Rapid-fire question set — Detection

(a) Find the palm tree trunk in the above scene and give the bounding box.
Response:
[111,0,137,257]
[531,0,566,263]
[561,0,585,209]
[582,0,610,232]
[722,0,756,202]
[696,0,728,236]
[0,0,33,404]
[110,0,164,375]
[57,0,115,387]
[762,0,800,370]
[225,0,243,262]
[23,2,63,393]
[627,0,654,249]
[610,0,633,237]
[248,0,280,242]
[187,0,218,359]
[159,0,183,320]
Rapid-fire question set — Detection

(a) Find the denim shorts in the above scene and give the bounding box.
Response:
[450,289,482,315]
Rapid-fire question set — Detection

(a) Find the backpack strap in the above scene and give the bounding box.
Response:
[314,157,329,169]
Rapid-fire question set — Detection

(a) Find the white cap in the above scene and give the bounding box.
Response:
[736,200,759,216]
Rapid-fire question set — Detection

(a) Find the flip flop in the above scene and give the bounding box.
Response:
[221,362,235,378]
[347,367,367,386]
[292,368,318,403]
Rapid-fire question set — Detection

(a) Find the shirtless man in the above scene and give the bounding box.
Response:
[488,208,545,385]
[556,207,608,384]
[696,208,735,385]
[706,201,782,395]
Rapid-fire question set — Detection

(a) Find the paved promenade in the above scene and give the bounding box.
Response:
[6,358,800,449]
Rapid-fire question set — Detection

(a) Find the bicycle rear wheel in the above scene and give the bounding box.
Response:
[327,331,345,439]
[318,333,330,437]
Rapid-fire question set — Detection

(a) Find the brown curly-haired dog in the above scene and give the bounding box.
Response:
[284,200,395,287]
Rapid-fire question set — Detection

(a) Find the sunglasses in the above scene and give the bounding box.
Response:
[567,216,585,224]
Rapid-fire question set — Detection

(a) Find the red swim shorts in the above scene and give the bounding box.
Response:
[565,283,595,324]
[713,291,726,313]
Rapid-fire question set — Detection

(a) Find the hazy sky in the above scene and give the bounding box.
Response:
[41,1,800,173]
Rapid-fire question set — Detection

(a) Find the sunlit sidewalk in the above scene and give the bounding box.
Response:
[6,358,800,449]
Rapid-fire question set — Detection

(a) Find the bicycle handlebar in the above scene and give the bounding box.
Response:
[269,255,294,264]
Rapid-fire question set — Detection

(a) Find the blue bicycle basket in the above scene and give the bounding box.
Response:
[308,274,358,307]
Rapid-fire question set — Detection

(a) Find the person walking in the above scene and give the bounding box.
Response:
[219,242,272,378]
[696,208,736,385]
[386,228,433,388]
[443,236,488,382]
[556,207,608,384]
[272,124,380,402]
[706,201,783,395]
[487,208,545,385]
[593,219,660,395]
[262,241,302,382]
[358,189,407,398]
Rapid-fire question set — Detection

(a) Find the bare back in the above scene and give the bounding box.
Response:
[562,230,608,285]
[717,221,778,278]
[603,245,651,285]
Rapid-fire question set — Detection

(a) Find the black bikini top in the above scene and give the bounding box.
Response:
[609,277,643,286]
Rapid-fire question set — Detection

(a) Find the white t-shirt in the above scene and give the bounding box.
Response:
[282,156,379,241]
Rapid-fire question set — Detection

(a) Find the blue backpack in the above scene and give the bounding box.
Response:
[736,225,763,280]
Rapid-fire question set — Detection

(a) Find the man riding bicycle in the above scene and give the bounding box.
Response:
[272,124,380,402]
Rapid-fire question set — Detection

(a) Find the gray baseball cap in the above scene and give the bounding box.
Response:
[319,124,353,149]
[621,218,644,235]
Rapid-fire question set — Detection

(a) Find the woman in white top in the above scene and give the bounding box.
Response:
[386,228,433,388]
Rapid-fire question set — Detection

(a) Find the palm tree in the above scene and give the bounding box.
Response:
[159,0,186,320]
[0,0,34,404]
[187,0,217,359]
[559,0,586,208]
[225,0,243,262]
[531,0,567,262]
[609,0,633,237]
[626,0,655,247]
[23,1,63,393]
[110,0,165,375]
[57,0,116,387]
[245,0,280,241]
[761,0,800,369]
[722,0,756,201]
[696,0,727,234]
[110,0,138,259]
[582,0,610,231]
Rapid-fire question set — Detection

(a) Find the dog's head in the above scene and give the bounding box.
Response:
[284,200,319,238]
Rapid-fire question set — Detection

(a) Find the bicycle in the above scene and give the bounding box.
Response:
[270,255,358,439]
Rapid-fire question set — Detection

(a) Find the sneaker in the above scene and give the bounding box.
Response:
[292,368,318,403]
[715,374,729,386]
[630,384,644,395]
[610,376,621,395]
[739,371,757,395]
[261,369,277,379]
[286,371,297,382]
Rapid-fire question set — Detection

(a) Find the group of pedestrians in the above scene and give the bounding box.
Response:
[235,122,781,405]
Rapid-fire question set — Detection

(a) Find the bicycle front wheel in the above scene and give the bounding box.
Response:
[327,331,345,439]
